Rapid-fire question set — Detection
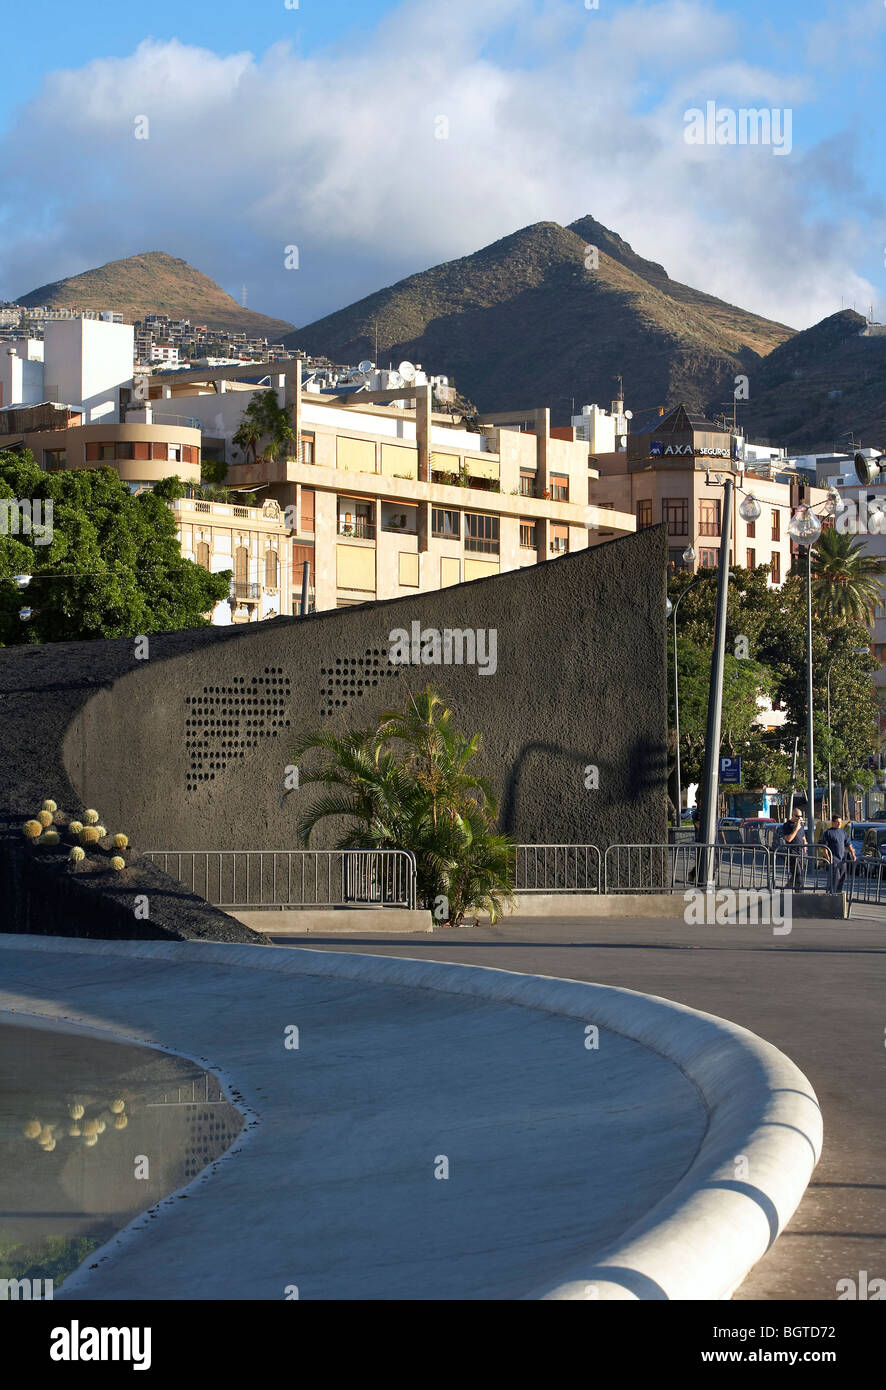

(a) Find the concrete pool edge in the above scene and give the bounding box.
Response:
[0,933,822,1301]
[0,1001,256,1298]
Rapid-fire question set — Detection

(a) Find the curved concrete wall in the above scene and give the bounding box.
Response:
[0,527,667,937]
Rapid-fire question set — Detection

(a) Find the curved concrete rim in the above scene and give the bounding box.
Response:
[0,934,822,1301]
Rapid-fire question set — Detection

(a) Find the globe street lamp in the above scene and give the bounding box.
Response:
[788,504,823,826]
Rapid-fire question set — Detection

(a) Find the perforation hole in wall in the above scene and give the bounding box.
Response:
[184,668,292,791]
[319,646,398,716]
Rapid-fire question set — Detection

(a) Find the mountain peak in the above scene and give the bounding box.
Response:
[16,252,294,338]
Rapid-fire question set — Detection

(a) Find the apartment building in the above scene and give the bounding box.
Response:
[589,404,830,586]
[171,494,291,623]
[147,360,636,614]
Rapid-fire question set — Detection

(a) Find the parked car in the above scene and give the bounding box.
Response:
[740,817,778,846]
[844,822,882,870]
[861,826,886,867]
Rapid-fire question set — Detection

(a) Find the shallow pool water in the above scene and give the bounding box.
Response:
[0,1019,242,1290]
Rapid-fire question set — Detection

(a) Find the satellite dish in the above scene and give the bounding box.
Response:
[624,410,633,420]
[387,371,404,389]
[398,360,416,383]
[358,360,374,373]
[619,435,627,446]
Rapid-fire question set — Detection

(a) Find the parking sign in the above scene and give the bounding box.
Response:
[720,756,742,784]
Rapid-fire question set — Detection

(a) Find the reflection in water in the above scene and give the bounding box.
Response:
[0,1022,242,1290]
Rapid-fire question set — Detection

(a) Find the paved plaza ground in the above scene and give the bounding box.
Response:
[267,909,886,1300]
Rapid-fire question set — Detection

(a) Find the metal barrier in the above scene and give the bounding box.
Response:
[847,858,886,906]
[142,849,417,910]
[604,843,772,894]
[513,845,602,893]
[771,846,833,894]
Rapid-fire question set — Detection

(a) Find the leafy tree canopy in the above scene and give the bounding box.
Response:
[0,451,231,644]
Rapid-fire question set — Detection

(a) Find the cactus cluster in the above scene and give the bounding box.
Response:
[23,1096,128,1153]
[24,799,131,874]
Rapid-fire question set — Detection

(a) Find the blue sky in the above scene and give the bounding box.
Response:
[2,0,884,333]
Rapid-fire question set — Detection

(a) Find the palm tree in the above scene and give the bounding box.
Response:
[811,528,886,625]
[291,685,515,926]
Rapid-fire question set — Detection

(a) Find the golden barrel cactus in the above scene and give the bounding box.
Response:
[69,846,85,863]
[23,820,42,839]
[83,809,100,825]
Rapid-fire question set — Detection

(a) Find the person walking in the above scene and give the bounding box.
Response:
[780,807,808,889]
[820,815,856,895]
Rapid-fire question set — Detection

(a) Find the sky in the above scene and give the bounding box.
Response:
[2,0,885,334]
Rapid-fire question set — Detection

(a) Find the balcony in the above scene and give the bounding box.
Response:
[231,581,261,601]
[338,517,376,540]
[698,522,721,537]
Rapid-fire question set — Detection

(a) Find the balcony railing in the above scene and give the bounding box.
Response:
[698,521,721,537]
[231,581,261,600]
[338,518,376,540]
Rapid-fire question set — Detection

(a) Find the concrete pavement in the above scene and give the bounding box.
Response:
[265,911,886,1300]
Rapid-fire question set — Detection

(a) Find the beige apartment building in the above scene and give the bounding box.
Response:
[147,362,636,614]
[171,495,291,623]
[0,403,202,488]
[589,404,830,586]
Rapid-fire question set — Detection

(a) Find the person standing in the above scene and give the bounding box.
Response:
[780,808,808,889]
[820,815,856,895]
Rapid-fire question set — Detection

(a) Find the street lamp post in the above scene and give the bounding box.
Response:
[668,562,703,821]
[699,477,734,882]
[788,504,823,829]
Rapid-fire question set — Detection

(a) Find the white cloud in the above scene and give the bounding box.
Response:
[0,0,881,333]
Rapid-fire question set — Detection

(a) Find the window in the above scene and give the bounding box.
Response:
[520,523,537,549]
[264,549,279,588]
[300,488,315,533]
[874,601,886,620]
[668,548,688,570]
[99,443,116,461]
[432,508,460,539]
[234,546,249,583]
[299,434,315,464]
[519,471,535,497]
[465,513,499,554]
[151,442,168,461]
[770,552,781,585]
[550,473,569,502]
[168,443,182,463]
[771,509,780,541]
[550,524,568,554]
[746,548,756,569]
[637,500,653,529]
[746,518,755,538]
[699,548,718,568]
[43,449,66,471]
[874,644,886,662]
[195,541,210,569]
[115,442,134,460]
[292,542,314,591]
[699,500,720,537]
[662,498,688,536]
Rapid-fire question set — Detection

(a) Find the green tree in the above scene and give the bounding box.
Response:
[232,392,295,465]
[809,527,886,625]
[291,685,515,926]
[0,452,231,644]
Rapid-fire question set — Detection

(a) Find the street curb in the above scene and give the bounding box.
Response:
[0,933,822,1301]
